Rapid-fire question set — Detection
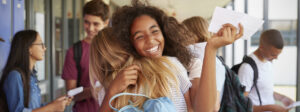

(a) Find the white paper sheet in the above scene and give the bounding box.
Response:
[95,81,101,87]
[67,86,83,97]
[208,7,264,39]
[286,101,300,109]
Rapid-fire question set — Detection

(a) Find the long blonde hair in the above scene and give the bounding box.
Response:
[89,28,179,109]
[182,16,211,43]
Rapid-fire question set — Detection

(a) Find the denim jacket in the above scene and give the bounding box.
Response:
[3,70,42,112]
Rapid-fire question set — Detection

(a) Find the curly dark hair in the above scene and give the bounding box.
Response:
[111,3,193,68]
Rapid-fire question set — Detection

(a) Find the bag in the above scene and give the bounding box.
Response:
[73,41,82,87]
[109,93,177,112]
[231,55,262,105]
[217,56,253,112]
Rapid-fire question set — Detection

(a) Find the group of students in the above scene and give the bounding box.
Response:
[88,1,244,111]
[0,0,294,112]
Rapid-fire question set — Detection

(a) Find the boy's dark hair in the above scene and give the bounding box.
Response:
[260,29,284,49]
[83,0,109,21]
[111,2,192,68]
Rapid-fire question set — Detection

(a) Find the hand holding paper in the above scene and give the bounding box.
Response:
[286,101,300,109]
[67,86,83,97]
[208,7,264,40]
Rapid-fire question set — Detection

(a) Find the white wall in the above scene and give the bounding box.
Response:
[111,0,231,21]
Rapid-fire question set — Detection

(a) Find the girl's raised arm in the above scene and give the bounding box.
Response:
[194,23,243,112]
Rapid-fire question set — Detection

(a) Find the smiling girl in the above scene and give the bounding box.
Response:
[97,2,243,112]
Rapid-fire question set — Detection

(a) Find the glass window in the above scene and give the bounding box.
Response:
[33,0,48,103]
[33,0,46,81]
[67,0,74,47]
[75,0,84,42]
[269,20,296,46]
[248,0,263,46]
[53,0,63,77]
[67,0,82,46]
[52,0,65,98]
[269,0,297,109]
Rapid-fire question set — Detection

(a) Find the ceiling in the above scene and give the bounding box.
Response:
[110,0,231,22]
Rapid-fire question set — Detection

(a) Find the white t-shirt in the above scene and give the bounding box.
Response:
[238,53,275,105]
[187,42,226,101]
[97,57,192,112]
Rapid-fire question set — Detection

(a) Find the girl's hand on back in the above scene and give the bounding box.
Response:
[108,65,140,95]
[208,23,244,50]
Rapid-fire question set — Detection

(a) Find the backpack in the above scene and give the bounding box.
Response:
[73,41,82,87]
[231,55,262,105]
[217,56,253,112]
[109,93,177,112]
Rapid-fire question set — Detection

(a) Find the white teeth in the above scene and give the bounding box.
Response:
[146,46,159,53]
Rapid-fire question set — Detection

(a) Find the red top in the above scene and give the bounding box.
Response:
[62,40,99,112]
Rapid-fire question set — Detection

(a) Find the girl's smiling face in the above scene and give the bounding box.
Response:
[130,15,165,58]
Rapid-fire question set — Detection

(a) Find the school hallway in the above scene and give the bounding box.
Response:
[0,0,299,111]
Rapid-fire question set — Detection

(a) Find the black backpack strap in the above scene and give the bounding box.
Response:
[242,56,262,106]
[73,41,82,87]
[217,56,227,73]
[217,56,225,62]
[217,56,231,80]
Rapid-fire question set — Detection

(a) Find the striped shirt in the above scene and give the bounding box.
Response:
[166,57,192,112]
